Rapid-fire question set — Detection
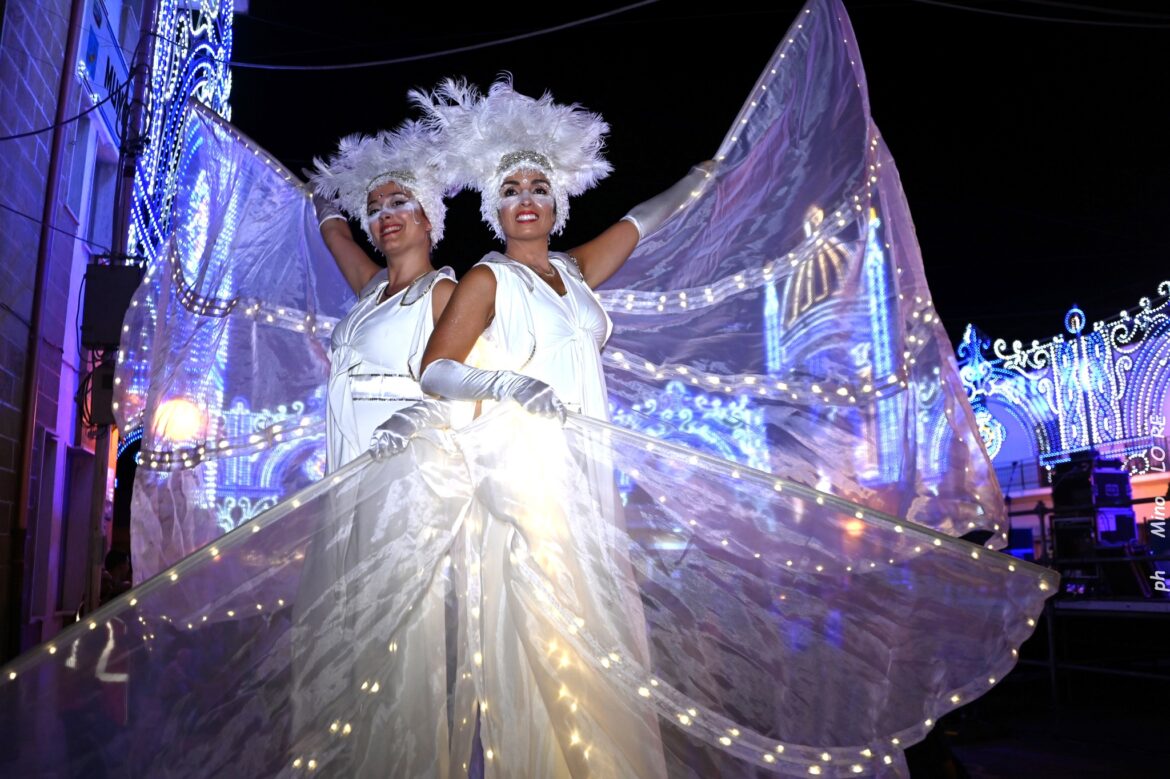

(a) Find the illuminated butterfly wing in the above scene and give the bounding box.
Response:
[114,103,353,583]
[601,0,1003,543]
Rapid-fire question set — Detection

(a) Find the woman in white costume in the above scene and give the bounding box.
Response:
[307,120,457,471]
[289,121,462,775]
[373,77,710,779]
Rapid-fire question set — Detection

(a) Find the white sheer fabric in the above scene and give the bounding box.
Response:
[113,103,352,583]
[0,406,1056,777]
[0,1,1060,777]
[599,0,1003,544]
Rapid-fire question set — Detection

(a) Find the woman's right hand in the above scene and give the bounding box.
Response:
[420,359,566,423]
[369,399,452,459]
[311,191,346,228]
[301,169,347,228]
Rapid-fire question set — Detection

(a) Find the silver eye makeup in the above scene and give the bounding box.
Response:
[366,197,418,221]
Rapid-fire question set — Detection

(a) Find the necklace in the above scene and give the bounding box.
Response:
[379,268,431,304]
[506,253,556,278]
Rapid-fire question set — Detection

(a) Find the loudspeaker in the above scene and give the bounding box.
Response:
[1052,454,1094,510]
[1097,508,1136,545]
[1052,516,1095,560]
[1051,451,1134,515]
[81,264,143,349]
[1092,466,1132,507]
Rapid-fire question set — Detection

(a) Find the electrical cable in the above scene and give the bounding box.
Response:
[907,0,1170,28]
[0,79,132,142]
[0,201,113,252]
[1014,0,1170,20]
[229,1,660,71]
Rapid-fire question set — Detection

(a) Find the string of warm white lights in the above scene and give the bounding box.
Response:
[0,451,373,684]
[597,181,877,316]
[602,288,943,409]
[136,415,326,472]
[0,406,1052,775]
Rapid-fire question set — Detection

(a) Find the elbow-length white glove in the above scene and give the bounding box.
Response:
[621,161,715,241]
[369,398,452,460]
[420,359,566,422]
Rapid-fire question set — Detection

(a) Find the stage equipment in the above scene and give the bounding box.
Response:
[89,359,116,427]
[80,264,142,349]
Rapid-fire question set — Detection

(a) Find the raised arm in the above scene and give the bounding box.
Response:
[572,162,714,289]
[313,193,382,296]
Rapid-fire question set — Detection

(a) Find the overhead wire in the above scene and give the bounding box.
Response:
[229,0,660,71]
[906,0,1170,28]
[1013,0,1170,20]
[0,78,132,142]
[0,201,113,253]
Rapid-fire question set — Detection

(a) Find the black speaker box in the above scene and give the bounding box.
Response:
[1053,516,1095,560]
[81,264,143,349]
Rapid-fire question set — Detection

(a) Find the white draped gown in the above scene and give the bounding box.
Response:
[325,267,455,471]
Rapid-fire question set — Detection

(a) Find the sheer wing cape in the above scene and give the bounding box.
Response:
[0,405,1054,777]
[112,103,352,584]
[0,1,1053,777]
[599,2,1001,544]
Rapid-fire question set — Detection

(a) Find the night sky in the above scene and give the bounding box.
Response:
[227,0,1170,348]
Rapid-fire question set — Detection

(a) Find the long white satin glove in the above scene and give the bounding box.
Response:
[622,161,715,241]
[421,359,566,422]
[312,192,346,228]
[369,399,452,459]
[302,168,347,228]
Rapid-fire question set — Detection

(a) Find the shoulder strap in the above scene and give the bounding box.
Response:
[475,252,535,291]
[552,252,585,282]
[357,270,387,300]
[401,266,457,306]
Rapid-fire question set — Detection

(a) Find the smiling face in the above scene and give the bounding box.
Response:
[365,180,432,255]
[497,168,556,242]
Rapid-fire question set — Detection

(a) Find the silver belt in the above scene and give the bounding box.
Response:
[349,373,422,401]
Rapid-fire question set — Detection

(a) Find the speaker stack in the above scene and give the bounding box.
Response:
[1049,451,1154,597]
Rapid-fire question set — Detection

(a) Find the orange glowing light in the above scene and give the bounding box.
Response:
[152,398,206,442]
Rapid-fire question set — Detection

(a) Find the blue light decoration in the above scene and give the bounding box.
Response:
[862,207,903,483]
[611,382,769,469]
[958,281,1170,483]
[119,426,144,460]
[764,282,782,374]
[128,0,234,264]
[214,398,327,533]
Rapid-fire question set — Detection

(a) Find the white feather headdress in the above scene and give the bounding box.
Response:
[412,76,611,241]
[308,120,448,245]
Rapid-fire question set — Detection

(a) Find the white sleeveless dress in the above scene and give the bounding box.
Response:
[441,252,668,779]
[325,267,455,471]
[474,251,612,420]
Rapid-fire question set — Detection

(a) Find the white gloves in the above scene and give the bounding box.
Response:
[369,360,566,459]
[302,168,346,228]
[369,399,451,460]
[312,192,346,228]
[622,162,715,241]
[421,359,566,422]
